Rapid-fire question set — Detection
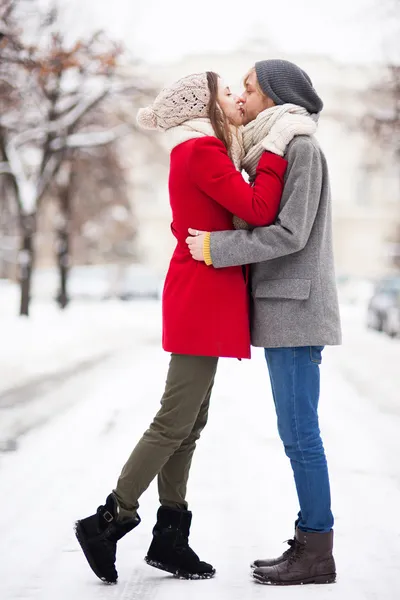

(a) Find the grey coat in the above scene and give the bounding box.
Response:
[209,135,342,348]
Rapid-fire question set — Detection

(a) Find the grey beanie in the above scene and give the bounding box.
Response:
[255,59,323,114]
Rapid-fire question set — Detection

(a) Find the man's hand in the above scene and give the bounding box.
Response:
[186,228,208,262]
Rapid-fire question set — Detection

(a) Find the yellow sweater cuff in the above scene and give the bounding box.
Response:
[203,232,213,266]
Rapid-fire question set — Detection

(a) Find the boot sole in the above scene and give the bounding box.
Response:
[144,557,215,580]
[74,521,117,585]
[253,571,336,586]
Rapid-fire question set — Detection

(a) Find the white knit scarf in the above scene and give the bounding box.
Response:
[165,118,244,170]
[242,104,315,181]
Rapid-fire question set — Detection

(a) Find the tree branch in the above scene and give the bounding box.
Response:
[36,153,63,204]
[0,80,152,145]
[5,141,36,213]
[50,124,130,151]
[0,161,12,174]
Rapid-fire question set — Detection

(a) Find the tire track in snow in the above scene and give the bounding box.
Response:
[0,342,165,600]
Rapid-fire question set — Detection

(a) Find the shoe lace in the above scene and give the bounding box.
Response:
[284,539,295,549]
[278,538,294,559]
[287,540,305,565]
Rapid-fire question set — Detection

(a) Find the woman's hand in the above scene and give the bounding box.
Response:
[262,113,317,156]
[186,228,208,262]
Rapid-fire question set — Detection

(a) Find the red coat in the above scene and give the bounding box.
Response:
[162,136,287,359]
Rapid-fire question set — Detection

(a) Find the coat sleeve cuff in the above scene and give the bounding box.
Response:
[203,232,213,265]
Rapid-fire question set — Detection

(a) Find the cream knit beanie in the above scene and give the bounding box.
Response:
[137,73,210,131]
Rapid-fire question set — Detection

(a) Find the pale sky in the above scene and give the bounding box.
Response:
[58,0,397,65]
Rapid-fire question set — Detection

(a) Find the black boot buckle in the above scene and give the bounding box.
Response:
[103,510,114,523]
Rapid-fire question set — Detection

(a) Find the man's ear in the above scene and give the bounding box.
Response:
[266,96,276,109]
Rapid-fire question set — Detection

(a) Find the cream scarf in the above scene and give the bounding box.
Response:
[165,118,244,170]
[242,104,315,181]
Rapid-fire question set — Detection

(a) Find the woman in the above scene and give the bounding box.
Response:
[75,71,310,584]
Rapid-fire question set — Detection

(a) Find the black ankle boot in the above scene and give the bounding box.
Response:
[75,493,140,584]
[145,506,215,580]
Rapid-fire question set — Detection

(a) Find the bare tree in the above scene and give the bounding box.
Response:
[50,131,137,307]
[0,0,156,315]
[362,0,400,269]
[363,66,400,158]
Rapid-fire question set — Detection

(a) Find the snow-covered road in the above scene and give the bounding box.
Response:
[0,299,399,600]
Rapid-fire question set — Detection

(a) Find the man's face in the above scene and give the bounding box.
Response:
[239,70,274,125]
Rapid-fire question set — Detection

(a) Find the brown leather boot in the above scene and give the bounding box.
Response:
[252,528,336,586]
[251,538,295,569]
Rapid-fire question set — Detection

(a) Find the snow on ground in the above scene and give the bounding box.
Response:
[0,281,161,396]
[0,296,399,600]
[331,304,400,414]
[0,280,161,446]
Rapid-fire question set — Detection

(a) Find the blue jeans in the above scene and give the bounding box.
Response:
[264,346,333,533]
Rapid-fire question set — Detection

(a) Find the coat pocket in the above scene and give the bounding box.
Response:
[254,278,311,300]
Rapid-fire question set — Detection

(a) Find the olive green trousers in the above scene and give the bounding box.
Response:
[113,353,218,519]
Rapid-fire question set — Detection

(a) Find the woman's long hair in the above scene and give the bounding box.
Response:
[206,71,233,153]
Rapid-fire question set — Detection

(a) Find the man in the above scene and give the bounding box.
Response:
[186,59,341,586]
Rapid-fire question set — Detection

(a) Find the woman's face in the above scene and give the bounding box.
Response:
[217,78,244,126]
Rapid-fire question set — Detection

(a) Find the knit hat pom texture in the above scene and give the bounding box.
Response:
[136,72,210,131]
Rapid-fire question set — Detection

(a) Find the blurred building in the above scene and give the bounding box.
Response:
[134,45,399,279]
